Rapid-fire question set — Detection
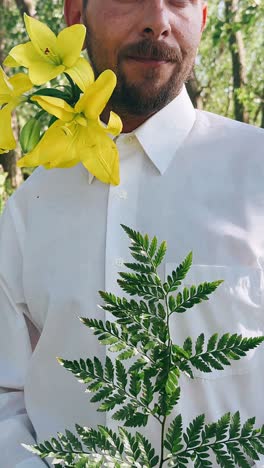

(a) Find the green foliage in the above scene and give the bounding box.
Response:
[35,0,65,34]
[0,166,8,214]
[197,0,264,126]
[0,166,15,214]
[26,225,264,467]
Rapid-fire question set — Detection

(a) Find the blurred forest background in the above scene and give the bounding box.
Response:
[0,0,263,211]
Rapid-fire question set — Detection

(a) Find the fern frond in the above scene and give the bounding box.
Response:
[169,281,223,314]
[165,252,193,293]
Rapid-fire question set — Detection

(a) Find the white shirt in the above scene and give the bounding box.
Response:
[0,86,264,468]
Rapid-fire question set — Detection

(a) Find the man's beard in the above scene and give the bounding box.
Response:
[85,32,195,116]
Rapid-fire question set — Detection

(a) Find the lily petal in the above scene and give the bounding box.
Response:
[28,61,65,85]
[0,105,16,153]
[78,123,120,185]
[18,120,76,168]
[9,73,32,96]
[31,95,75,121]
[105,111,123,136]
[66,57,94,92]
[0,95,10,106]
[0,67,13,95]
[57,24,86,68]
[24,13,58,57]
[80,70,116,120]
[3,55,20,68]
[44,158,80,169]
[7,42,41,68]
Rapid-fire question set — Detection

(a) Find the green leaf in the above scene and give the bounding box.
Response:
[172,344,191,360]
[168,295,176,312]
[173,281,223,314]
[129,371,141,397]
[119,427,140,464]
[241,417,255,438]
[97,425,123,453]
[98,394,125,412]
[195,333,205,354]
[226,441,251,468]
[148,236,158,258]
[166,252,193,293]
[112,404,135,422]
[32,87,72,100]
[136,432,159,466]
[216,413,231,442]
[90,386,113,403]
[94,357,104,378]
[184,415,205,449]
[165,387,181,416]
[124,262,155,274]
[141,375,154,406]
[207,333,218,352]
[229,411,241,439]
[183,337,193,355]
[153,240,167,268]
[116,360,127,389]
[64,430,82,452]
[212,446,236,467]
[105,356,114,381]
[124,412,148,427]
[165,367,180,395]
[165,414,183,453]
[118,348,137,360]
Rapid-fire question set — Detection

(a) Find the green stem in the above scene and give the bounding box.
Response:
[158,292,172,467]
[35,110,46,120]
[159,417,166,468]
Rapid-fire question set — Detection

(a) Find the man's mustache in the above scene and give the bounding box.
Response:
[118,39,183,63]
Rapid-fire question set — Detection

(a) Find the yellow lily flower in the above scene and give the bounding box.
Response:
[4,14,94,92]
[18,70,123,185]
[0,67,32,154]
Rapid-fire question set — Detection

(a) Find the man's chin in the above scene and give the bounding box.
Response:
[111,86,178,116]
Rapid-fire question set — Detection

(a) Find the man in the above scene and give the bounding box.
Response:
[0,0,264,466]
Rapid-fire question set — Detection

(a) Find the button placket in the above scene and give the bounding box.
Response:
[104,140,141,432]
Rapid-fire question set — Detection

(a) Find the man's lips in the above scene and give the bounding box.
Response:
[126,56,171,66]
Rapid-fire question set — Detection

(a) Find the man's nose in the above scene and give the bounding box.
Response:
[141,0,172,40]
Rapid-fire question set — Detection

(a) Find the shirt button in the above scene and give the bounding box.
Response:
[115,258,124,267]
[128,136,133,143]
[118,189,128,200]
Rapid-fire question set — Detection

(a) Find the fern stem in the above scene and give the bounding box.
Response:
[159,417,166,468]
[158,290,172,467]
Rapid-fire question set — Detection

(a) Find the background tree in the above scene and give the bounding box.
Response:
[194,0,264,127]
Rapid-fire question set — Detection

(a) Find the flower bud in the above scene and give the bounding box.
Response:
[20,118,41,153]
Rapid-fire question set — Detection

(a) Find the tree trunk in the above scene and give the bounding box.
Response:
[0,114,23,188]
[225,0,249,123]
[261,102,264,129]
[14,0,34,19]
[186,69,203,110]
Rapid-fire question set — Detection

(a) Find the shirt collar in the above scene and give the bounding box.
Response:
[134,85,196,175]
[88,85,195,184]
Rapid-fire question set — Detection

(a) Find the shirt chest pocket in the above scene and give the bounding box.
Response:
[165,263,264,379]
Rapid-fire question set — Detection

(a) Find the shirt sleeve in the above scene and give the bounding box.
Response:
[0,199,47,467]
